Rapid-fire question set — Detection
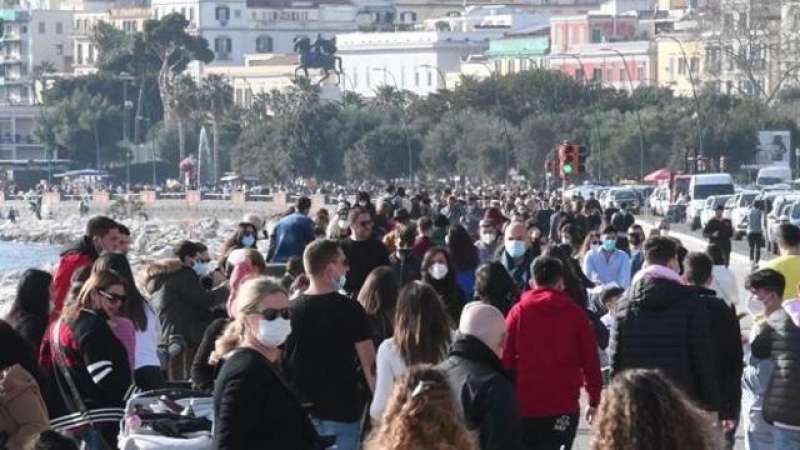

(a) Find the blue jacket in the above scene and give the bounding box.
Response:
[268,213,315,263]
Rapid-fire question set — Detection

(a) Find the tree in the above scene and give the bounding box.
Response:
[198,74,233,181]
[344,121,422,181]
[172,75,199,161]
[142,13,214,123]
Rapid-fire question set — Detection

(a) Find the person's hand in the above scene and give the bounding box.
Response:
[721,419,736,433]
[586,406,597,425]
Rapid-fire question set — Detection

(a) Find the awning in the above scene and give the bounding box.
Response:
[643,168,671,183]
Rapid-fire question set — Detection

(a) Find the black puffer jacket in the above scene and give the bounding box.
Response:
[752,305,800,427]
[694,286,743,420]
[145,260,226,348]
[438,334,525,450]
[609,275,720,412]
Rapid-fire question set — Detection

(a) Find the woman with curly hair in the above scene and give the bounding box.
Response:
[591,369,723,450]
[364,364,477,450]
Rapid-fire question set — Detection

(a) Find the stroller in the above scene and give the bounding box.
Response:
[117,388,214,450]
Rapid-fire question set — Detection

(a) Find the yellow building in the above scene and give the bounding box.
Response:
[655,34,705,97]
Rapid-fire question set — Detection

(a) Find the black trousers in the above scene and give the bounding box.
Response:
[522,413,579,450]
[747,232,763,264]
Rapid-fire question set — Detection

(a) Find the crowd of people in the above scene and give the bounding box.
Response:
[1,184,799,450]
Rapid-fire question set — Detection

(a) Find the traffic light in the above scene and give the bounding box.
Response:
[577,145,589,175]
[558,143,575,178]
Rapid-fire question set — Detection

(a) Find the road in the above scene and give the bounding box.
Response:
[573,214,756,449]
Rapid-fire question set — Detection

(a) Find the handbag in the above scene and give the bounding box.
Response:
[50,319,114,450]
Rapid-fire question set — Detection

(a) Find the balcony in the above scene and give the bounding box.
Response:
[0,55,21,64]
[0,33,21,42]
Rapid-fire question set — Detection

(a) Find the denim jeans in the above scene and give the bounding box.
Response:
[312,418,360,450]
[744,408,773,450]
[774,426,800,450]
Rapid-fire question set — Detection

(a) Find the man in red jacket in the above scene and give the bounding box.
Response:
[51,215,120,320]
[502,255,602,450]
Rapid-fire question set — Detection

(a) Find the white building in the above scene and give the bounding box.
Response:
[337,31,498,96]
[597,0,655,14]
[0,9,74,104]
[420,5,550,32]
[150,0,362,66]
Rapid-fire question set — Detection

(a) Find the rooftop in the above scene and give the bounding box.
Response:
[246,0,351,8]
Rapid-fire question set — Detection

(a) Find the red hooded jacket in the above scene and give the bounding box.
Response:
[502,287,602,417]
[51,237,98,321]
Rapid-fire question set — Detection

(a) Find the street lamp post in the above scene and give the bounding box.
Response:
[476,62,512,185]
[419,64,447,91]
[600,47,646,181]
[119,72,135,193]
[372,67,414,185]
[655,35,705,158]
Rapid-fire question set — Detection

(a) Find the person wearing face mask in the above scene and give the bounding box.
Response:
[503,256,602,450]
[500,222,539,293]
[609,237,720,414]
[219,222,259,273]
[144,240,227,380]
[447,225,480,300]
[422,247,467,325]
[326,201,352,240]
[51,215,120,321]
[211,277,327,450]
[743,269,800,450]
[40,270,132,448]
[476,219,502,264]
[284,240,376,450]
[583,226,631,289]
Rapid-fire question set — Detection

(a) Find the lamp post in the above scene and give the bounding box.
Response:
[476,61,511,185]
[600,46,646,181]
[372,67,414,185]
[655,35,704,158]
[419,64,447,91]
[118,72,135,193]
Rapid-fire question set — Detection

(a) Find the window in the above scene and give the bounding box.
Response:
[637,66,644,81]
[414,69,419,87]
[591,29,601,43]
[592,68,602,81]
[215,6,230,22]
[678,58,686,75]
[256,35,273,53]
[189,7,194,21]
[352,68,358,88]
[88,44,94,63]
[575,68,583,81]
[56,22,63,34]
[427,70,432,86]
[214,36,232,59]
[76,43,83,64]
[56,44,63,55]
[38,22,45,33]
[365,66,371,88]
[689,57,699,74]
[619,68,626,80]
[234,10,241,18]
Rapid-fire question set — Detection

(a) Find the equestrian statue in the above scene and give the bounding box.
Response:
[293,34,343,85]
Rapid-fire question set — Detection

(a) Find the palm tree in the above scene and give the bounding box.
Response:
[198,74,233,181]
[172,75,199,162]
[77,90,118,169]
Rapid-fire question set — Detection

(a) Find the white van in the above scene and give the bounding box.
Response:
[757,166,792,187]
[687,173,735,230]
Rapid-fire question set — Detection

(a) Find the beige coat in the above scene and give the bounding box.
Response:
[0,364,49,450]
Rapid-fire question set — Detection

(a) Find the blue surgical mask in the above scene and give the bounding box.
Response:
[192,261,209,277]
[334,273,347,291]
[602,239,616,252]
[505,240,528,258]
[241,234,256,248]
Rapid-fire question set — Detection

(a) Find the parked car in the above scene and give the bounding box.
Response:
[766,194,800,253]
[602,188,642,213]
[729,191,759,240]
[649,185,671,216]
[700,195,734,230]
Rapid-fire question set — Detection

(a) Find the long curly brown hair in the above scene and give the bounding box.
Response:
[591,369,723,450]
[364,365,477,450]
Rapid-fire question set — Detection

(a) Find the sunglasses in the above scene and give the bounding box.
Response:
[98,290,126,304]
[260,308,291,321]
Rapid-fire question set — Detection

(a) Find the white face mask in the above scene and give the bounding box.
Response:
[192,261,209,277]
[337,219,349,229]
[746,294,766,317]
[480,232,496,245]
[257,318,292,348]
[429,263,448,280]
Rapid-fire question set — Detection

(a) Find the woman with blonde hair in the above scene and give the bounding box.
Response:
[39,269,132,449]
[211,276,323,450]
[364,364,477,450]
[591,369,722,450]
[191,248,267,391]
